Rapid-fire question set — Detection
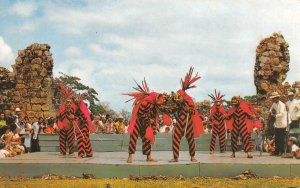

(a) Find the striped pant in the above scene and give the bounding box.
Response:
[210,124,226,152]
[231,122,251,153]
[59,127,75,155]
[128,120,151,155]
[76,124,93,157]
[172,115,195,159]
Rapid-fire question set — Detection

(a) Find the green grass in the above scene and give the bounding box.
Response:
[0,178,300,188]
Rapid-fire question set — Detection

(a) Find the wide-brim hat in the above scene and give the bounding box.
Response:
[288,137,298,144]
[269,92,280,99]
[117,115,124,119]
[287,92,294,96]
[15,107,21,112]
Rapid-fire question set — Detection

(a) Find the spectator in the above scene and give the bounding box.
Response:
[31,117,40,152]
[104,117,116,134]
[282,137,299,158]
[163,127,171,134]
[0,140,15,158]
[93,115,104,133]
[286,92,300,129]
[23,117,32,152]
[0,113,7,137]
[44,117,56,134]
[124,119,129,133]
[269,92,289,156]
[14,107,22,125]
[115,115,125,134]
[10,124,25,154]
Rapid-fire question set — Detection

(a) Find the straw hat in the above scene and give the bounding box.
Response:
[287,92,294,96]
[269,92,280,99]
[117,115,124,119]
[15,107,21,112]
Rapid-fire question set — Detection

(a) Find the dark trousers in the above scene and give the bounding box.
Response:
[274,128,286,154]
[290,120,300,130]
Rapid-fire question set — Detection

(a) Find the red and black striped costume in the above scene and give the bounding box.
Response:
[128,99,157,155]
[227,101,254,153]
[209,106,227,152]
[57,85,76,155]
[58,105,76,155]
[170,67,204,160]
[74,98,94,158]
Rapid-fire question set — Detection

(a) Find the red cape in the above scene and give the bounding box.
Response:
[226,101,254,133]
[178,89,204,138]
[78,99,94,133]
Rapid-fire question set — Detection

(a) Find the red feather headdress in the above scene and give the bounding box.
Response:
[123,78,150,105]
[208,89,225,102]
[180,66,200,91]
[59,84,74,99]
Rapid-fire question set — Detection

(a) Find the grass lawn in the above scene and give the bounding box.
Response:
[0,178,300,188]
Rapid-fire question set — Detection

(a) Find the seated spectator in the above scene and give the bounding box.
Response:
[0,140,15,158]
[8,124,25,155]
[93,115,104,133]
[115,115,125,134]
[282,137,299,158]
[104,117,116,134]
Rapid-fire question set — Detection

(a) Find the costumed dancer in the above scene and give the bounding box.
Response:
[124,79,170,163]
[57,85,76,156]
[169,67,204,162]
[73,94,94,158]
[226,96,255,158]
[208,90,227,154]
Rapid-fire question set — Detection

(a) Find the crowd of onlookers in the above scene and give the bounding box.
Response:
[0,108,60,158]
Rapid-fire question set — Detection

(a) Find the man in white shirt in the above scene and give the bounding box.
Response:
[269,92,288,156]
[286,92,300,130]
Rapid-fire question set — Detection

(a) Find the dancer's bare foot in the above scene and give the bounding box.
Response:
[58,153,66,156]
[69,153,75,156]
[220,150,225,153]
[146,155,157,162]
[191,156,197,162]
[127,154,132,163]
[168,158,178,163]
[247,153,253,158]
[210,151,214,155]
[230,152,235,158]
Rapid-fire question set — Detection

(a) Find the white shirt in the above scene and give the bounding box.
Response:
[286,99,300,121]
[0,149,9,158]
[270,101,288,128]
[32,122,39,140]
[292,144,299,152]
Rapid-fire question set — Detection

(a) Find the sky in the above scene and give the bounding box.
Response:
[0,0,300,112]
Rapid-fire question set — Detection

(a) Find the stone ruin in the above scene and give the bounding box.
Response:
[0,43,58,118]
[254,33,300,117]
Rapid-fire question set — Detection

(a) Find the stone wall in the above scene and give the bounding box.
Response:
[0,43,58,118]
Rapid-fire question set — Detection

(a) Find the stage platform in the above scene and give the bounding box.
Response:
[1,151,300,178]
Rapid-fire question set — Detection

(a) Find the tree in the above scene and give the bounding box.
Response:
[120,109,131,120]
[55,72,104,115]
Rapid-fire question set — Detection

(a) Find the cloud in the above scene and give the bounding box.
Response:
[64,47,82,58]
[19,22,39,32]
[10,2,37,17]
[2,0,300,111]
[0,37,14,69]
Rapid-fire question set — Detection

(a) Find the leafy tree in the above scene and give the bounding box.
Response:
[55,72,104,115]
